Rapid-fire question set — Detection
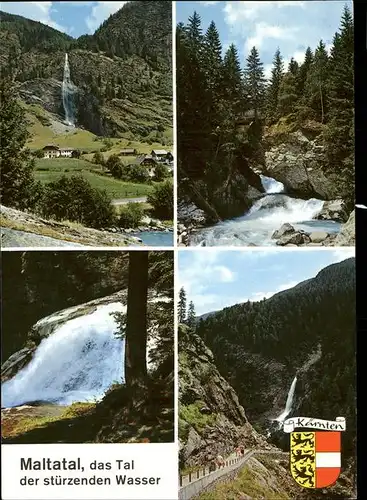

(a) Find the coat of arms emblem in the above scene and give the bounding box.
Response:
[282,416,346,488]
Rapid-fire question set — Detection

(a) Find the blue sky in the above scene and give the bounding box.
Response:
[178,248,355,316]
[1,2,129,37]
[177,1,353,78]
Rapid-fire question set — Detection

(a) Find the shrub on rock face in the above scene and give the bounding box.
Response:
[38,175,115,228]
[118,203,144,228]
[147,179,173,220]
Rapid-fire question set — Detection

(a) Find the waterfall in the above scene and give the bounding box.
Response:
[261,175,285,194]
[189,170,343,246]
[1,303,125,407]
[62,53,75,126]
[274,376,297,422]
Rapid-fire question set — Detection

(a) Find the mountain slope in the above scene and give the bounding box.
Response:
[0,2,172,140]
[195,258,356,459]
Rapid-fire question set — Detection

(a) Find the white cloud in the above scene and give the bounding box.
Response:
[1,1,68,33]
[199,1,219,5]
[179,251,237,313]
[224,1,305,26]
[64,1,94,5]
[219,0,352,73]
[86,1,128,33]
[245,22,298,53]
[330,248,355,263]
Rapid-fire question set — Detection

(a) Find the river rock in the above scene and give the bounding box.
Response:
[330,210,355,246]
[264,130,342,200]
[315,199,346,222]
[276,231,306,246]
[309,231,329,243]
[1,348,35,383]
[178,201,206,225]
[272,223,295,239]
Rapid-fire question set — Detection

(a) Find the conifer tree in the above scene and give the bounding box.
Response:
[178,287,187,324]
[277,72,298,117]
[323,5,354,211]
[288,57,299,76]
[222,44,243,113]
[265,48,284,124]
[0,78,41,209]
[243,46,266,118]
[296,46,313,97]
[303,40,329,123]
[203,21,222,96]
[187,301,196,330]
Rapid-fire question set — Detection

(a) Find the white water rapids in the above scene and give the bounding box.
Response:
[62,53,75,126]
[2,303,126,408]
[190,175,341,246]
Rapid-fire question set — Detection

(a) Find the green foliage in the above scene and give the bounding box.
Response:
[187,301,196,330]
[0,77,42,209]
[265,49,284,124]
[147,179,173,220]
[37,174,116,229]
[2,251,129,358]
[180,400,217,437]
[124,164,151,184]
[196,258,356,458]
[71,149,81,159]
[322,5,354,212]
[153,162,169,182]
[118,203,144,228]
[93,151,105,166]
[243,46,266,117]
[0,3,173,142]
[197,464,289,500]
[178,6,354,212]
[106,154,122,176]
[178,287,187,324]
[34,149,44,158]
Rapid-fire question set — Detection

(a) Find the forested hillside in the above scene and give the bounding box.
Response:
[0,1,172,139]
[195,258,356,458]
[177,5,354,218]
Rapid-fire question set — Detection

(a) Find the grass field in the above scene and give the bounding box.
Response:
[24,103,173,157]
[34,158,155,199]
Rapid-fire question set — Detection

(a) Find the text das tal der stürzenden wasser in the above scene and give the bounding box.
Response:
[19,458,162,486]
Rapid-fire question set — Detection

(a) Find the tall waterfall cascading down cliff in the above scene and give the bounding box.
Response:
[62,53,75,126]
[190,175,341,246]
[274,376,298,423]
[1,303,125,408]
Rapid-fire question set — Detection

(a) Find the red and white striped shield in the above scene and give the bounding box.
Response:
[290,431,341,488]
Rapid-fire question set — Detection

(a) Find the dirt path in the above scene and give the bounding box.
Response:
[111,197,148,205]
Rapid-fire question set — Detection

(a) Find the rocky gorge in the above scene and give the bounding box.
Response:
[178,129,355,247]
[179,258,356,498]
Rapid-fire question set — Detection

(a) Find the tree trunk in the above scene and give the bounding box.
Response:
[181,178,221,223]
[125,251,149,386]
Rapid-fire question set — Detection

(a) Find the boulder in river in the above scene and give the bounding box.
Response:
[272,223,295,239]
[309,231,329,243]
[276,232,309,246]
[315,199,347,222]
